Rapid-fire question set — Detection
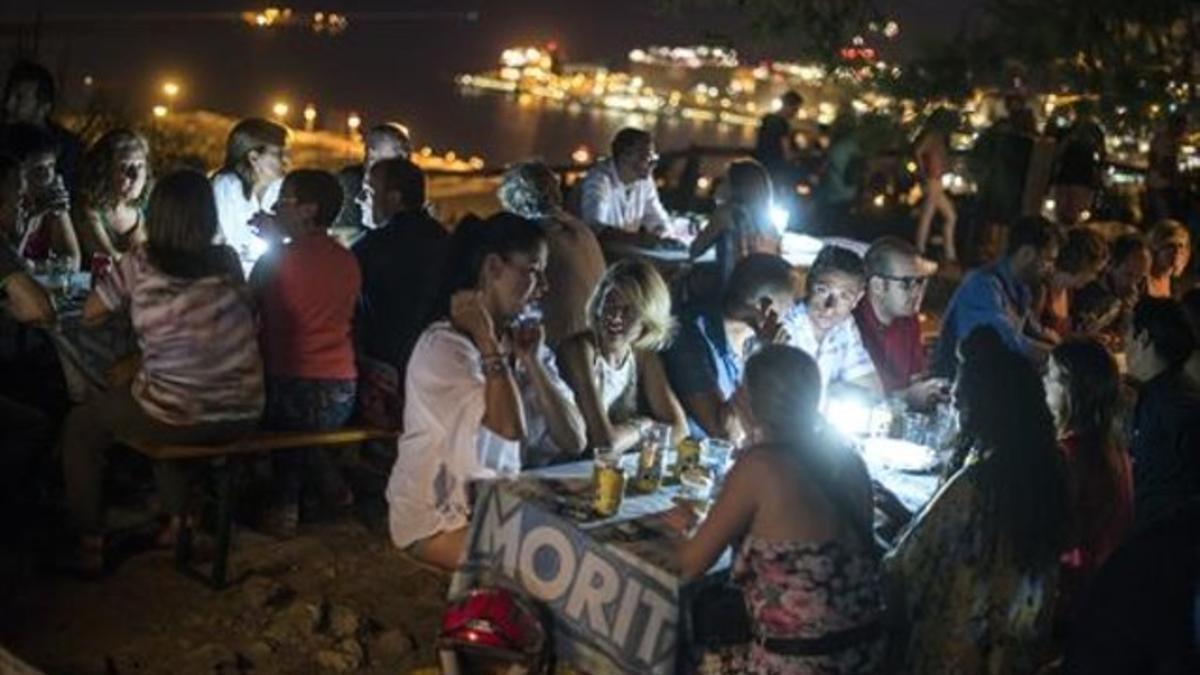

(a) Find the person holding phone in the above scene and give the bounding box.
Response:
[663,253,796,442]
[385,213,585,570]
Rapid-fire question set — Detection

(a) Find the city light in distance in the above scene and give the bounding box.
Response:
[162,81,181,98]
[152,105,168,118]
[346,112,362,132]
[272,101,290,120]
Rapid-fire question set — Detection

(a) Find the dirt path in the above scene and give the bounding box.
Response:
[1,522,449,675]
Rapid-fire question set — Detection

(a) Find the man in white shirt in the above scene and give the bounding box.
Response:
[578,128,672,245]
[784,244,881,399]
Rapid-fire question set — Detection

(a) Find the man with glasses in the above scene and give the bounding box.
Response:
[931,215,1062,377]
[855,237,948,408]
[783,245,881,400]
[578,127,673,245]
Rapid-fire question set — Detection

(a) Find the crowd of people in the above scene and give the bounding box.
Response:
[2,59,1199,674]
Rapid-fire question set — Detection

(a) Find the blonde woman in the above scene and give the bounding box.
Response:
[211,118,289,266]
[76,129,152,259]
[556,259,688,452]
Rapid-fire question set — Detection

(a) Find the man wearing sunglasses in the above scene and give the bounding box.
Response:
[578,127,673,246]
[855,237,948,409]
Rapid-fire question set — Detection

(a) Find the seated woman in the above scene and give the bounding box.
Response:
[690,159,782,288]
[76,129,152,260]
[250,169,360,536]
[385,213,585,570]
[1,122,81,268]
[62,170,264,572]
[556,259,687,453]
[1044,337,1132,627]
[885,326,1067,674]
[211,118,289,269]
[1145,219,1191,299]
[674,345,885,674]
[1034,226,1108,338]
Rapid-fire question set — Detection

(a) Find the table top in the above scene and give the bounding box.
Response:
[520,440,942,569]
[515,460,698,580]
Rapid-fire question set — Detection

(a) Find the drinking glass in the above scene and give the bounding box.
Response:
[592,447,627,518]
[700,438,734,477]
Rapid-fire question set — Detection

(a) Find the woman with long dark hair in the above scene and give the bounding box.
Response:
[385,212,584,569]
[674,345,885,674]
[62,170,263,572]
[886,326,1067,673]
[1044,338,1133,623]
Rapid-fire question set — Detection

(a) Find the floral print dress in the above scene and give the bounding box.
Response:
[885,460,1058,674]
[715,536,886,674]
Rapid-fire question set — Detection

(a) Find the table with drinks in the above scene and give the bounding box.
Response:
[449,411,951,675]
[33,256,136,402]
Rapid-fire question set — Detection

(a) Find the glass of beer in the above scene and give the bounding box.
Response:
[632,424,670,493]
[592,447,626,518]
[675,437,702,477]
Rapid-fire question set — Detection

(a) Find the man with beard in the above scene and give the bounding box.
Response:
[931,215,1062,376]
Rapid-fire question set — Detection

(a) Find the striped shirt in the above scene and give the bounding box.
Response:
[96,246,264,426]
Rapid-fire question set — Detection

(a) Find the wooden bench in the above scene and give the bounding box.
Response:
[119,427,399,590]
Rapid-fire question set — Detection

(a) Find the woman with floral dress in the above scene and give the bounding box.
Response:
[673,345,885,674]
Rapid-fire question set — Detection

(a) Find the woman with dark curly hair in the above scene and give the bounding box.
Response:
[886,326,1067,673]
[76,128,152,259]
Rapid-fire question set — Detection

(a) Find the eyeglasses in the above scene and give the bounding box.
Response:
[874,274,930,291]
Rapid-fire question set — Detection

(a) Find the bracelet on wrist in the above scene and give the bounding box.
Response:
[480,354,510,378]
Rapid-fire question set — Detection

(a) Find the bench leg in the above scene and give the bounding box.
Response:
[210,458,236,589]
[172,457,240,590]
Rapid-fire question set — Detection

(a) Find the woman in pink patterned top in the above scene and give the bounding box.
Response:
[61,170,263,573]
[673,345,885,674]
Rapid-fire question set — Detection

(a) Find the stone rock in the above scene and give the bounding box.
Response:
[266,597,326,641]
[241,576,293,610]
[243,640,274,666]
[328,604,362,639]
[187,643,239,673]
[372,628,415,661]
[315,639,363,672]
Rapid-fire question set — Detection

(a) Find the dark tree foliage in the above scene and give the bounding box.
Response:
[660,0,883,63]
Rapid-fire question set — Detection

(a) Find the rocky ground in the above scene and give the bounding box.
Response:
[1,520,450,675]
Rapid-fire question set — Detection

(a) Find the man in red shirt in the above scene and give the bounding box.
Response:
[853,237,947,408]
[251,169,362,535]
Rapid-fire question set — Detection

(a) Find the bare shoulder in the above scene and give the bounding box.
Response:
[729,445,784,481]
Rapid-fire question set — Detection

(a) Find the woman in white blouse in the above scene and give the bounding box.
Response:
[386,212,586,570]
[210,118,289,268]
